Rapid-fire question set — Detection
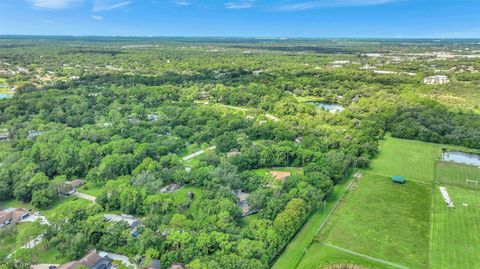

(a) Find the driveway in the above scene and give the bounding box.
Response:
[20,214,49,225]
[72,191,96,202]
[182,146,216,161]
[99,251,135,267]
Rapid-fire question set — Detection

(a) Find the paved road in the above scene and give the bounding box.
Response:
[182,146,216,161]
[7,235,45,258]
[72,191,96,202]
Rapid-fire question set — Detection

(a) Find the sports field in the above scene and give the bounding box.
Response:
[292,137,480,269]
[368,137,440,183]
[318,172,431,268]
[295,242,394,269]
[435,161,480,190]
[430,185,480,269]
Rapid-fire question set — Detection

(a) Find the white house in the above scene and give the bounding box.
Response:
[423,75,449,85]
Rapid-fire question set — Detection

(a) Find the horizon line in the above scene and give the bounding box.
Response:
[1,34,479,40]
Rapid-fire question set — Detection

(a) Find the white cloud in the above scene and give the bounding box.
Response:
[174,0,190,6]
[93,0,131,12]
[92,15,103,20]
[225,1,254,9]
[273,0,401,11]
[29,0,83,10]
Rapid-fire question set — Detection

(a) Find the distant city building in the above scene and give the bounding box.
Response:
[331,60,350,64]
[423,75,449,85]
[361,53,383,58]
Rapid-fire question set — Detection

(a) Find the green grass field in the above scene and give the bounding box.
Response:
[295,243,395,269]
[36,246,69,264]
[0,222,35,260]
[435,161,480,190]
[430,185,480,269]
[78,182,104,197]
[368,137,440,183]
[290,137,480,269]
[318,172,431,269]
[252,167,304,177]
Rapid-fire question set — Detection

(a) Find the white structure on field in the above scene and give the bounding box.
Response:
[439,186,454,208]
[423,75,449,85]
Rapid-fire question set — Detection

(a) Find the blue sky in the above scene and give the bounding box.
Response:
[0,0,479,37]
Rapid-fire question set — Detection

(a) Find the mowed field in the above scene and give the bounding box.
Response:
[294,136,480,269]
[430,185,480,269]
[435,161,480,190]
[318,172,431,268]
[368,137,440,183]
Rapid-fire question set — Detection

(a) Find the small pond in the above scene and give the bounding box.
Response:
[308,102,345,113]
[0,93,13,99]
[442,151,480,166]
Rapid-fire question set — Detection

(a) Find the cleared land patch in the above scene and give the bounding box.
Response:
[318,172,431,269]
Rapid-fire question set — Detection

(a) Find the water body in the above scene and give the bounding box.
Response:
[308,102,345,113]
[442,151,480,166]
[0,93,13,99]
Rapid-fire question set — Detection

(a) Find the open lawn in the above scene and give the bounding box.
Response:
[368,137,440,183]
[36,246,68,264]
[252,167,303,177]
[435,161,480,190]
[41,196,92,219]
[78,182,104,197]
[318,172,431,269]
[160,186,203,215]
[0,222,35,260]
[430,186,480,269]
[295,242,395,269]
[239,213,258,229]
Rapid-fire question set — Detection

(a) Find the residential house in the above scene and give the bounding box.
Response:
[28,130,44,139]
[0,129,9,141]
[57,250,112,269]
[423,75,450,84]
[235,190,254,217]
[61,179,86,195]
[226,151,241,158]
[67,179,86,189]
[139,258,161,269]
[104,214,139,228]
[147,114,159,122]
[0,208,30,228]
[160,183,182,193]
